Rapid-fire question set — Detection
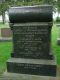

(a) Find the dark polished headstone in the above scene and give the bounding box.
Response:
[9,5,53,23]
[11,23,52,59]
[7,58,56,76]
[6,5,56,77]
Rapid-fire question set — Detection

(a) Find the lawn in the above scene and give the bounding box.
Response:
[0,23,60,74]
[52,23,60,64]
[0,42,12,74]
[0,23,9,29]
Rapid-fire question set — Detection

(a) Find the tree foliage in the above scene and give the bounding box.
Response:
[57,0,60,12]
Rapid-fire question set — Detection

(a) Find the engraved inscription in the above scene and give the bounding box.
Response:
[13,25,50,57]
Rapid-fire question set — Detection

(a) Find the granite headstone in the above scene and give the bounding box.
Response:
[7,5,56,76]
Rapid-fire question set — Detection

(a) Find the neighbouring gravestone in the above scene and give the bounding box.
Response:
[56,17,60,45]
[1,28,12,37]
[6,5,56,77]
[0,28,12,41]
[56,24,60,45]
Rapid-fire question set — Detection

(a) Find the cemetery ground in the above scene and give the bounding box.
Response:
[0,23,60,75]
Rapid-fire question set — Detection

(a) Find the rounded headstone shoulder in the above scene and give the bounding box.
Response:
[9,5,53,23]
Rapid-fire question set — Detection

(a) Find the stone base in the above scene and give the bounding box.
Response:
[0,37,12,42]
[1,69,59,80]
[1,66,60,80]
[57,38,60,45]
[7,57,56,77]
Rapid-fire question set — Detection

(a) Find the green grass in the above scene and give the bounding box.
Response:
[0,42,12,74]
[0,23,60,74]
[52,24,60,65]
[0,23,9,29]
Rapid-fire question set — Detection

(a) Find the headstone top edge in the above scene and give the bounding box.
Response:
[9,5,53,9]
[9,5,53,23]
